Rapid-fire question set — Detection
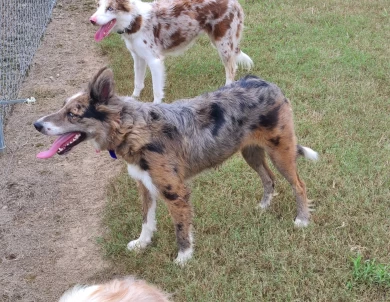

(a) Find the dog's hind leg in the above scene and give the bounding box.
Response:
[241,145,275,209]
[216,44,236,85]
[130,51,147,99]
[210,5,252,85]
[267,144,311,227]
[208,32,236,84]
[127,181,157,250]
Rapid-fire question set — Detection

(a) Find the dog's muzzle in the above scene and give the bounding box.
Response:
[34,121,43,132]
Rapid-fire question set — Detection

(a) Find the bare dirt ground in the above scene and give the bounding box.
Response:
[0,1,122,301]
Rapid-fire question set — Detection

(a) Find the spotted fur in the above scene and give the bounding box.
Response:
[35,68,318,264]
[90,0,253,103]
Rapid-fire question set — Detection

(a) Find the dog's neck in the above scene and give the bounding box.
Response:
[117,14,143,35]
[109,98,152,161]
[116,1,152,35]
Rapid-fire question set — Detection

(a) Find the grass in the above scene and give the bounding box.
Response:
[97,0,389,300]
[348,254,390,289]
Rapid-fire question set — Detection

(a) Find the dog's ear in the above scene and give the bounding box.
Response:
[89,67,115,104]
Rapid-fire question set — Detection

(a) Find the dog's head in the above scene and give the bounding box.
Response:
[34,67,124,159]
[90,0,140,41]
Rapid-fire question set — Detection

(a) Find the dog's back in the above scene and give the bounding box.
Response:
[150,0,244,52]
[125,75,292,177]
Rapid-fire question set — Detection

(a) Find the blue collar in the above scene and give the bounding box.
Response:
[109,150,117,159]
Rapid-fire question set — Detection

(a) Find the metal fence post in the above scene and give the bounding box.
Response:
[0,113,5,153]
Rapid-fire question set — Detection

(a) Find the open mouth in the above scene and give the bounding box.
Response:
[37,132,86,159]
[94,19,117,42]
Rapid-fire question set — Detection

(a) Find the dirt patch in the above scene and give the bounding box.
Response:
[0,1,122,301]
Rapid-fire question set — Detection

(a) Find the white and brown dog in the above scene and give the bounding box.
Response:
[34,68,318,265]
[90,0,253,103]
[59,276,170,302]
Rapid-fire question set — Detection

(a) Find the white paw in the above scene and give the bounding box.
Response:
[174,248,193,266]
[257,193,276,209]
[294,218,309,228]
[127,239,149,251]
[258,200,270,209]
[153,99,162,104]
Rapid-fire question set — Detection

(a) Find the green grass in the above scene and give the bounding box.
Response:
[348,254,390,289]
[97,0,390,300]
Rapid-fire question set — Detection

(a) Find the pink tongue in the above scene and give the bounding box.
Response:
[36,133,77,159]
[95,22,113,42]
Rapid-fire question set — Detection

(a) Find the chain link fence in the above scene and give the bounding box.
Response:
[0,0,57,152]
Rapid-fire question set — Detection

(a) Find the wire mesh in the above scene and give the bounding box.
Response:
[0,0,57,151]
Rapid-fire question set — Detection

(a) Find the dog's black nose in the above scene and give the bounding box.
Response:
[34,122,43,132]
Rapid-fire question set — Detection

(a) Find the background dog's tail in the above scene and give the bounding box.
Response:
[297,145,319,161]
[236,50,254,70]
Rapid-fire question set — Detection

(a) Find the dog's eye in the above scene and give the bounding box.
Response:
[68,112,75,118]
[107,6,113,11]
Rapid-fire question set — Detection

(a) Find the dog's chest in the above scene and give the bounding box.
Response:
[127,164,159,197]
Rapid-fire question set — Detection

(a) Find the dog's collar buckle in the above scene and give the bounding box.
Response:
[109,150,117,159]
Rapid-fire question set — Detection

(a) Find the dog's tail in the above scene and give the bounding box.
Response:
[236,50,254,70]
[297,145,319,161]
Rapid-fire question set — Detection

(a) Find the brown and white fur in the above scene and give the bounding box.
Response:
[59,276,170,302]
[34,68,318,265]
[90,0,253,103]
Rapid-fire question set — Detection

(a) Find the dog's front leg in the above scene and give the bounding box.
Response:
[159,183,193,265]
[130,51,147,99]
[147,58,165,104]
[127,181,157,250]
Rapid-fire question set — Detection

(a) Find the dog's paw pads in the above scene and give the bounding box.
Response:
[127,239,148,251]
[294,218,309,228]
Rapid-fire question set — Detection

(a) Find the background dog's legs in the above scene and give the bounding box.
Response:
[147,58,165,104]
[130,51,146,99]
[208,35,236,85]
[241,145,275,209]
[223,56,236,85]
[268,146,310,227]
[218,46,236,85]
[127,181,157,250]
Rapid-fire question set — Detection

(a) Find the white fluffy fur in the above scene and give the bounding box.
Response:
[127,164,158,197]
[175,247,194,265]
[59,277,170,302]
[236,51,253,71]
[294,218,309,228]
[300,146,319,161]
[59,285,100,302]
